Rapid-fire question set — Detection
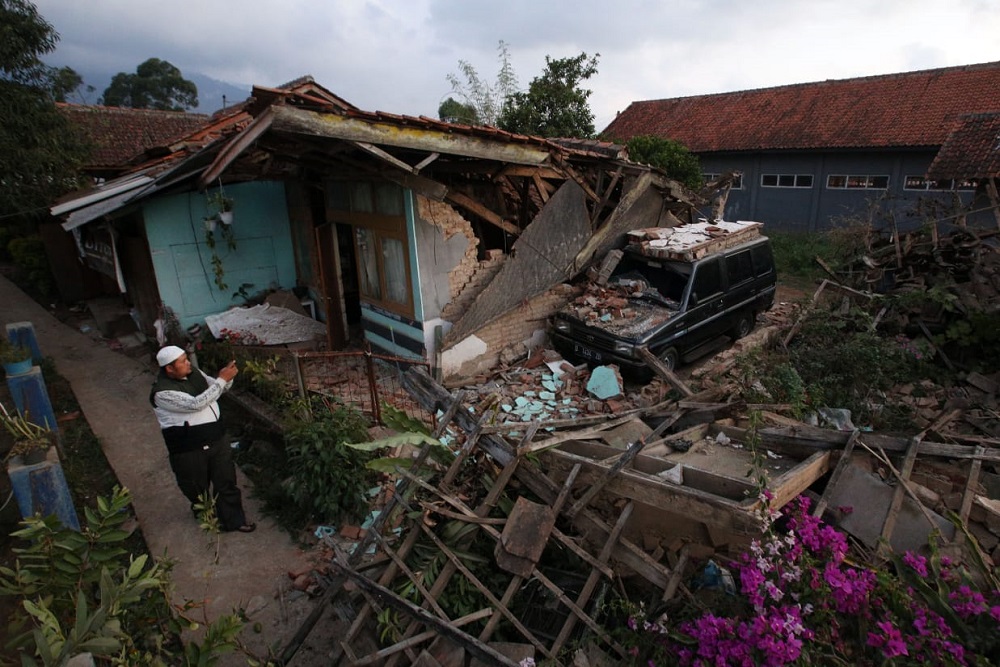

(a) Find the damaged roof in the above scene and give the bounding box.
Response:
[927,112,1000,179]
[603,61,1000,152]
[58,104,210,173]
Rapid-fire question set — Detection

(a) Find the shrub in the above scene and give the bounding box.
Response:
[282,397,374,524]
[0,487,244,665]
[7,235,54,299]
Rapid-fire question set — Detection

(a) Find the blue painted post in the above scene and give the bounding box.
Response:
[6,366,58,434]
[6,321,43,364]
[7,449,81,530]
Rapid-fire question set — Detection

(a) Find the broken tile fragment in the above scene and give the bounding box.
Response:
[586,365,623,400]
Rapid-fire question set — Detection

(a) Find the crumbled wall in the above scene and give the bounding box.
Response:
[441,283,581,380]
[414,196,479,319]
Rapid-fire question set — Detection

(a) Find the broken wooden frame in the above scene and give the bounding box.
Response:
[287,368,834,666]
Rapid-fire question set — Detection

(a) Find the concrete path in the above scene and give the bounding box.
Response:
[1,274,338,665]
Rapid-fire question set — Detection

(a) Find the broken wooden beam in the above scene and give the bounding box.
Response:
[402,368,677,590]
[637,346,695,397]
[330,562,520,667]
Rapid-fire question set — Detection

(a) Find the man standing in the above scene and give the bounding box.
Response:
[150,345,255,533]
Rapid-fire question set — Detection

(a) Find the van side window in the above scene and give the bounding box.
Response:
[691,258,723,303]
[726,250,754,286]
[750,243,775,277]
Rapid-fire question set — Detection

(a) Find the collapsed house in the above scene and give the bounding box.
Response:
[46,77,701,380]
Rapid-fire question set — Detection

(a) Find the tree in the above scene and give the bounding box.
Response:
[438,96,479,125]
[444,40,518,127]
[0,0,89,228]
[624,134,702,190]
[498,52,599,139]
[101,57,198,111]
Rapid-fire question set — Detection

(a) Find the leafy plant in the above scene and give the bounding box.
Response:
[282,398,374,524]
[0,486,248,666]
[624,135,702,190]
[194,492,222,564]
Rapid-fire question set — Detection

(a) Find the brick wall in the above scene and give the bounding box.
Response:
[415,196,479,302]
[444,283,582,379]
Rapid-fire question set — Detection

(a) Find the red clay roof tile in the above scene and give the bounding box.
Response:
[603,61,1000,153]
[927,112,1000,179]
[58,104,210,169]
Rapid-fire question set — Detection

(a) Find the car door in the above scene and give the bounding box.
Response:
[682,256,727,346]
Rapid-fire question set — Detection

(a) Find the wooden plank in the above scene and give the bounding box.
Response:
[415,516,555,660]
[332,563,519,667]
[715,423,1000,464]
[479,464,581,643]
[812,430,860,518]
[401,368,677,590]
[550,502,634,654]
[271,105,551,165]
[522,414,639,454]
[565,440,645,518]
[446,190,521,236]
[782,280,828,348]
[637,346,695,397]
[351,610,493,666]
[878,436,921,556]
[767,450,832,511]
[959,446,986,524]
[662,544,690,602]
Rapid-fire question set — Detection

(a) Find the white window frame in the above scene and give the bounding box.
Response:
[826,174,890,189]
[904,175,977,191]
[760,173,814,188]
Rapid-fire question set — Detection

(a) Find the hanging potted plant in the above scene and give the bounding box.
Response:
[207,190,235,226]
[0,339,32,377]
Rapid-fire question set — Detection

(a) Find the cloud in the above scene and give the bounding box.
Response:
[32,0,1000,131]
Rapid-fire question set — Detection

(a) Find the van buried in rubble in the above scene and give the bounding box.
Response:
[550,220,776,374]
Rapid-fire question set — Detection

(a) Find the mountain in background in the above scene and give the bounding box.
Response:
[62,66,251,114]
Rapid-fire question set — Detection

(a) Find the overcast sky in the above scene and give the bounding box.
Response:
[32,0,1000,131]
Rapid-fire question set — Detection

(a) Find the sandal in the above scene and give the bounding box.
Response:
[236,522,256,533]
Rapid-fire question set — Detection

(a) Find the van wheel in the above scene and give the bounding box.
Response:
[732,311,755,340]
[658,347,679,371]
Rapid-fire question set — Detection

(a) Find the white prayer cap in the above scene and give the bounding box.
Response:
[156,345,186,367]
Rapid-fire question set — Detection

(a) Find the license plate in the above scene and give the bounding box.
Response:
[574,343,602,362]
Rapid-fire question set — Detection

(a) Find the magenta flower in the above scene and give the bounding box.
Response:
[902,551,928,577]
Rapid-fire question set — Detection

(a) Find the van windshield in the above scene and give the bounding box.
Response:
[609,254,690,306]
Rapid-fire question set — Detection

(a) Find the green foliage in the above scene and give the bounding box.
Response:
[438,96,479,125]
[101,57,198,111]
[0,1,90,226]
[624,135,702,189]
[0,0,57,85]
[0,486,246,666]
[766,230,838,283]
[282,398,376,523]
[8,234,54,298]
[445,40,518,127]
[240,355,290,407]
[499,51,599,138]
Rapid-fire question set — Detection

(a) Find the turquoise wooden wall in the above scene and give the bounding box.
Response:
[144,181,296,330]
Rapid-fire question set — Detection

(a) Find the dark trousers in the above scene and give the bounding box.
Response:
[168,435,247,531]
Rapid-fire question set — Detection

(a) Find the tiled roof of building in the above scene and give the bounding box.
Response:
[603,61,1000,153]
[58,104,210,169]
[927,112,1000,179]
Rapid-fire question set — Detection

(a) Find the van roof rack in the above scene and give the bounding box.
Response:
[626,220,764,262]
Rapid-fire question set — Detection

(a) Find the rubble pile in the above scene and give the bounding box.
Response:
[455,348,670,428]
[840,225,1000,326]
